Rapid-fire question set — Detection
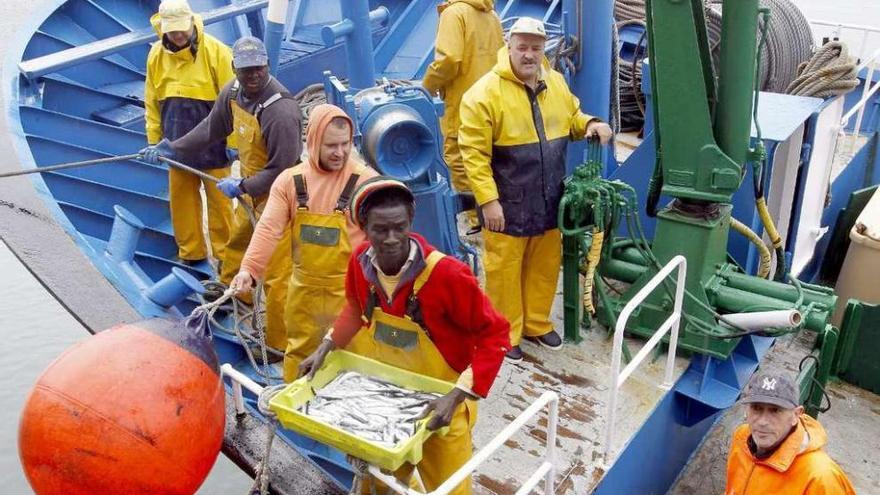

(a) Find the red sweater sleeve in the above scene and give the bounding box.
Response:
[442,262,510,397]
[329,253,364,347]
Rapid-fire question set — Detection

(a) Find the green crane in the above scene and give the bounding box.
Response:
[559,0,839,416]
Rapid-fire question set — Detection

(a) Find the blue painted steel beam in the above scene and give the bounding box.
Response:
[564,0,614,175]
[19,0,270,80]
[39,13,143,72]
[61,0,150,68]
[24,32,145,87]
[41,173,171,228]
[40,76,143,122]
[321,0,388,90]
[19,106,147,156]
[26,137,167,197]
[264,0,289,74]
[373,0,434,73]
[57,202,178,258]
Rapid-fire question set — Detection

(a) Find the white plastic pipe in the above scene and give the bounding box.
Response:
[720,309,802,331]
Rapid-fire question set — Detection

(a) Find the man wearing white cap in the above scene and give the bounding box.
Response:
[143,0,234,267]
[459,17,613,361]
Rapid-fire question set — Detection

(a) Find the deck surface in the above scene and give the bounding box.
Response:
[469,294,689,494]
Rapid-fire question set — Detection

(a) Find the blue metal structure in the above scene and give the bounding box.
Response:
[8,0,878,493]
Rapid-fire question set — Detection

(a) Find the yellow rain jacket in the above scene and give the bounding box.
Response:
[422,0,503,141]
[144,13,235,152]
[144,13,235,262]
[726,415,856,495]
[459,46,597,236]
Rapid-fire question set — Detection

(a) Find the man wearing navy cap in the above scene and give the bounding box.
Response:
[142,36,303,358]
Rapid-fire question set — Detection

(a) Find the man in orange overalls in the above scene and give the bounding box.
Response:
[299,178,510,495]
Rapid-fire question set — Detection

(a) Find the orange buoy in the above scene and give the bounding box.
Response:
[18,315,225,495]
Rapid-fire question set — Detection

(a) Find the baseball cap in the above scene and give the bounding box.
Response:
[232,37,269,69]
[158,0,194,34]
[741,371,800,409]
[509,17,547,39]
[349,176,415,227]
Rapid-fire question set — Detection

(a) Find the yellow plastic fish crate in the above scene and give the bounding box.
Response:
[269,350,454,471]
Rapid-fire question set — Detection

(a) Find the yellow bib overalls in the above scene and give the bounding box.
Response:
[348,251,477,495]
[281,169,363,381]
[219,84,293,351]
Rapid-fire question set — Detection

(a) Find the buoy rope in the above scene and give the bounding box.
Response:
[196,281,283,384]
[250,384,287,495]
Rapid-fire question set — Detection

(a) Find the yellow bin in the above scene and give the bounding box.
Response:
[269,350,453,471]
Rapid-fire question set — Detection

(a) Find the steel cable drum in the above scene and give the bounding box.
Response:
[705,0,814,93]
[18,312,225,495]
[362,103,436,181]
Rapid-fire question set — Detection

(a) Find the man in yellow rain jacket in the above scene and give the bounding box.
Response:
[229,104,378,381]
[422,0,503,204]
[725,371,855,494]
[144,0,234,265]
[142,37,302,358]
[459,17,613,361]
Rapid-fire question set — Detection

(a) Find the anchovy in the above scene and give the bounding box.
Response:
[298,371,442,446]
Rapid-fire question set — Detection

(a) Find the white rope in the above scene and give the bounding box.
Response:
[248,384,288,495]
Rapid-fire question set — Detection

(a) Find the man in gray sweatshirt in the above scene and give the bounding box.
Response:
[142,36,302,357]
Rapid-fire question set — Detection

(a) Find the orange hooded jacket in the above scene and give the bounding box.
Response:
[240,104,378,280]
[725,414,855,495]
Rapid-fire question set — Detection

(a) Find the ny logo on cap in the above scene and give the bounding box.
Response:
[761,377,777,391]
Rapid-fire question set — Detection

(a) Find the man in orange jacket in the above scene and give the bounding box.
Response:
[725,371,855,494]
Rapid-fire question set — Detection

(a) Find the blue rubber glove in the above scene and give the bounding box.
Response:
[225,148,240,163]
[217,177,244,198]
[139,138,175,165]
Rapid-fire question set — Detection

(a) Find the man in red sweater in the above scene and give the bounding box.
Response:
[299,177,510,495]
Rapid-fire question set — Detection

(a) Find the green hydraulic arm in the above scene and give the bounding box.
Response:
[560,0,841,416]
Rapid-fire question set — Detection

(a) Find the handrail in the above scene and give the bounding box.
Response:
[604,255,686,464]
[368,391,560,495]
[221,363,266,416]
[838,47,879,155]
[809,19,880,62]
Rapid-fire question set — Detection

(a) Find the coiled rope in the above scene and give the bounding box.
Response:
[615,0,822,130]
[786,41,860,98]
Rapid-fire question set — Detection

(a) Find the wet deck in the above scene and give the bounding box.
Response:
[469,296,689,494]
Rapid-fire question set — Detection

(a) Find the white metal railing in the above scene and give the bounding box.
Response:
[222,363,560,494]
[368,391,560,495]
[809,19,880,62]
[221,363,265,415]
[604,255,686,465]
[838,47,880,155]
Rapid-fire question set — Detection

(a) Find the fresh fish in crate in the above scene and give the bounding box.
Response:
[299,371,442,446]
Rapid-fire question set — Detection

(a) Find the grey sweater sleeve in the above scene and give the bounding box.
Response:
[240,98,303,197]
[169,83,234,155]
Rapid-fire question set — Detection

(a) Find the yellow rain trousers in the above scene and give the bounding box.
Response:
[348,252,477,495]
[422,0,503,195]
[281,174,358,381]
[145,13,235,261]
[483,228,561,346]
[168,166,231,260]
[219,101,292,351]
